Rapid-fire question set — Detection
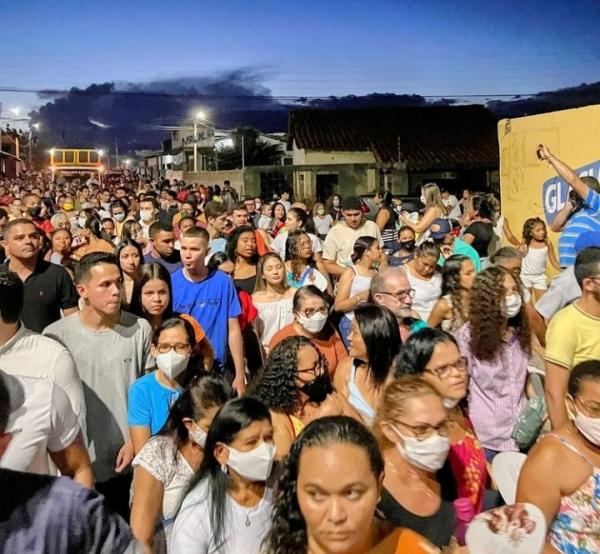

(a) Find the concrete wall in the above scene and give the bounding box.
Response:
[293,141,377,166]
[182,169,246,193]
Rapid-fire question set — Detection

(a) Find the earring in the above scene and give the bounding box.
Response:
[221,464,228,474]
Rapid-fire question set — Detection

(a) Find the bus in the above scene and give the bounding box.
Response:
[49,147,105,180]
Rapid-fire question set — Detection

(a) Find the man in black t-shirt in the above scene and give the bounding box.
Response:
[2,219,78,332]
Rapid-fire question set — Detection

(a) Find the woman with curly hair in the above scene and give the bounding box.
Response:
[284,230,331,294]
[249,336,355,459]
[427,254,476,333]
[456,266,531,461]
[263,415,437,554]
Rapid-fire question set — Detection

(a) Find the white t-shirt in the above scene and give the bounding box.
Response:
[313,214,334,236]
[0,323,86,437]
[405,266,442,322]
[170,479,273,554]
[1,371,80,475]
[322,220,383,268]
[133,436,194,553]
[270,231,322,260]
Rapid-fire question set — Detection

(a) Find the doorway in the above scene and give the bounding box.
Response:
[316,173,338,203]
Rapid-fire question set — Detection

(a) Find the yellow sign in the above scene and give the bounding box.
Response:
[499,104,600,247]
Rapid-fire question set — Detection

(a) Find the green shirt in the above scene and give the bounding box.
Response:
[438,238,481,272]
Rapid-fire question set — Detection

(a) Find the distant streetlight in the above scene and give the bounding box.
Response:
[193,111,208,173]
[124,158,131,167]
[96,149,105,157]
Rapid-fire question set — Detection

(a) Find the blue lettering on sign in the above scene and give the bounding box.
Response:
[542,160,600,224]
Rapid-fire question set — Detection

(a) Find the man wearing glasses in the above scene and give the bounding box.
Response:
[545,246,600,429]
[370,267,427,341]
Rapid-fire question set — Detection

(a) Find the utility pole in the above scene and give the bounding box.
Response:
[241,132,245,169]
[193,118,198,173]
[115,138,120,167]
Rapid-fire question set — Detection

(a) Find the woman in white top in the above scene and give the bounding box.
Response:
[270,207,324,268]
[404,241,443,321]
[130,373,233,553]
[171,397,276,554]
[334,236,381,349]
[398,182,446,243]
[312,201,334,239]
[285,230,332,294]
[252,253,296,353]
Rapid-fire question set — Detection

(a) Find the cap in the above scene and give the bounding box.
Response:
[429,218,452,240]
[575,231,600,254]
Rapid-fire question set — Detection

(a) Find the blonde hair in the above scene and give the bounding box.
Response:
[312,202,326,217]
[373,376,441,449]
[253,252,290,293]
[422,183,445,213]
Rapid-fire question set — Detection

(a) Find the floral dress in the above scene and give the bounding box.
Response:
[547,434,600,553]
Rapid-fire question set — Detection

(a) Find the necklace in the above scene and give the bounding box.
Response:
[385,460,437,498]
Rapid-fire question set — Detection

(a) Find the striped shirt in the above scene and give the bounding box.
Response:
[558,188,600,267]
[456,324,528,452]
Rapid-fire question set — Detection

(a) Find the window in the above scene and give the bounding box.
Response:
[90,152,99,163]
[78,151,89,163]
[53,151,63,164]
[64,151,75,163]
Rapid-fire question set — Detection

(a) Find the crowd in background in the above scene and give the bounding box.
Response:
[0,142,599,554]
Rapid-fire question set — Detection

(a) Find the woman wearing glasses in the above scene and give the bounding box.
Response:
[396,328,489,515]
[249,336,356,459]
[128,318,196,455]
[373,376,455,549]
[269,286,348,375]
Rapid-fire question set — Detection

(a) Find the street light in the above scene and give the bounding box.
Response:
[193,111,208,173]
[97,149,105,157]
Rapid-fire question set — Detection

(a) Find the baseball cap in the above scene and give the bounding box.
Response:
[429,218,452,240]
[575,231,600,254]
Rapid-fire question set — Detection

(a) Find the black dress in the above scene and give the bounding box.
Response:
[234,274,257,295]
[464,221,494,258]
[376,488,455,549]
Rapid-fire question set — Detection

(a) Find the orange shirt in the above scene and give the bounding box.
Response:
[269,323,348,374]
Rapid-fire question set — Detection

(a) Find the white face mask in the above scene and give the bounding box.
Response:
[189,422,207,448]
[420,194,426,204]
[139,209,154,222]
[297,312,327,334]
[443,398,460,409]
[113,212,126,222]
[155,350,189,380]
[78,216,86,228]
[393,426,450,472]
[225,441,275,482]
[573,408,600,446]
[504,294,522,318]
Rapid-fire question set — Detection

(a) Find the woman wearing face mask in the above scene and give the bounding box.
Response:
[128,318,195,455]
[396,328,489,514]
[374,376,455,549]
[70,211,114,261]
[334,303,401,426]
[269,286,347,375]
[264,415,440,554]
[404,241,443,321]
[111,199,131,240]
[121,219,146,248]
[250,337,355,459]
[390,226,417,267]
[398,182,446,241]
[115,239,144,307]
[226,226,259,295]
[252,253,296,354]
[284,230,331,294]
[130,374,233,553]
[171,397,276,554]
[335,236,381,349]
[312,201,333,240]
[456,266,530,461]
[516,360,600,554]
[428,255,476,334]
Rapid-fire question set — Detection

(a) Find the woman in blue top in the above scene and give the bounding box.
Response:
[128,317,195,455]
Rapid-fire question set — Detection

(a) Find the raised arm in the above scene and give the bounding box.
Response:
[538,144,590,200]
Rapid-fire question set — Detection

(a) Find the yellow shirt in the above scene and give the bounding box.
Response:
[545,302,600,370]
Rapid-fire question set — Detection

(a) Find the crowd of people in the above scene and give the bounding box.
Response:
[0,142,599,554]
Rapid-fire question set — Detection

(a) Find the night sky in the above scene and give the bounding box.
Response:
[1,0,599,116]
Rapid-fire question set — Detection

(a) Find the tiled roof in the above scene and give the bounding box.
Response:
[288,105,499,169]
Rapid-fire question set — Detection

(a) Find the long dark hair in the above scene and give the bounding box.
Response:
[129,262,174,319]
[226,225,258,264]
[186,397,272,550]
[395,327,458,378]
[351,236,378,264]
[468,266,530,360]
[158,372,233,460]
[263,416,383,554]
[249,336,320,413]
[354,303,401,388]
[83,210,113,243]
[440,254,469,325]
[286,231,315,282]
[522,217,546,246]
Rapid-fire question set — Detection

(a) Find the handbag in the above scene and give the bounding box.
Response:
[512,372,546,450]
